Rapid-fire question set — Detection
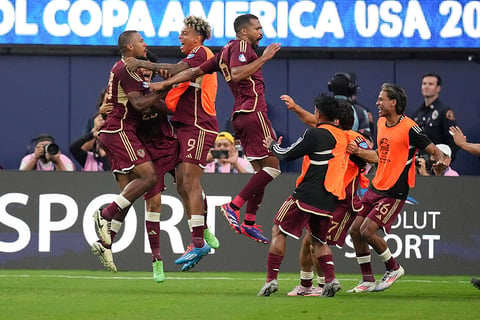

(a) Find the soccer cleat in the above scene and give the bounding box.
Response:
[471,278,480,290]
[174,242,211,269]
[152,259,165,283]
[93,209,111,246]
[240,223,270,244]
[321,278,341,297]
[375,265,405,291]
[305,286,323,296]
[287,285,315,296]
[221,203,241,234]
[91,241,117,272]
[346,281,377,293]
[257,279,278,297]
[204,228,220,249]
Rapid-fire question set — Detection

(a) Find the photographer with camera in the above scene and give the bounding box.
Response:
[19,134,75,171]
[205,132,254,174]
[415,143,458,176]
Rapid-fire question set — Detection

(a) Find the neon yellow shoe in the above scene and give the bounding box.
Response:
[152,259,165,283]
[204,228,220,249]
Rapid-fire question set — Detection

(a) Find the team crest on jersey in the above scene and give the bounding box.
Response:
[137,149,146,158]
[187,53,195,59]
[358,141,369,149]
[238,53,246,62]
[142,81,150,88]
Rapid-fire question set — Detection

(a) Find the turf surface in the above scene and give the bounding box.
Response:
[0,270,478,320]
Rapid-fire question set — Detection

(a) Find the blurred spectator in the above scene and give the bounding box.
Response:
[415,144,458,176]
[413,72,458,160]
[70,113,110,171]
[20,134,75,171]
[83,87,113,135]
[205,132,254,173]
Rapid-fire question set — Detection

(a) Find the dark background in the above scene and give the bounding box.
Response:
[1,45,480,174]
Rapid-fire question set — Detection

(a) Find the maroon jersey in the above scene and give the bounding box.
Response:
[137,109,177,160]
[200,39,268,115]
[170,46,218,132]
[100,59,147,133]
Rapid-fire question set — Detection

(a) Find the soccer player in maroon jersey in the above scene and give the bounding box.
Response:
[136,65,178,282]
[91,30,170,272]
[149,14,282,244]
[125,16,219,271]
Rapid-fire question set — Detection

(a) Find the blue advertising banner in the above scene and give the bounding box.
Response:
[1,0,480,48]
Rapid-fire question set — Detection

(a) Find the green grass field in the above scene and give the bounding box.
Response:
[0,270,478,320]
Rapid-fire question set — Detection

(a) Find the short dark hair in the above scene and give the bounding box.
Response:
[422,72,442,86]
[336,100,354,130]
[381,83,408,115]
[117,30,138,53]
[314,94,340,122]
[234,14,259,33]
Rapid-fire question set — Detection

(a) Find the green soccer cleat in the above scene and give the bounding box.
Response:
[152,259,165,283]
[204,228,220,249]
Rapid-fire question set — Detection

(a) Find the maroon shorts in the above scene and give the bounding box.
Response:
[327,182,363,247]
[99,130,151,174]
[274,196,331,243]
[232,111,276,160]
[176,126,216,167]
[143,147,178,200]
[358,188,406,234]
[327,200,356,248]
[144,139,178,161]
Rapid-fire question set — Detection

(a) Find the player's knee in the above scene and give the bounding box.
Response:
[359,229,375,243]
[349,225,361,239]
[145,174,157,190]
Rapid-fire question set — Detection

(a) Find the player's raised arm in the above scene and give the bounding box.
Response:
[230,43,281,81]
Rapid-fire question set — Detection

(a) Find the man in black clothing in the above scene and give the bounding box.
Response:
[412,72,458,160]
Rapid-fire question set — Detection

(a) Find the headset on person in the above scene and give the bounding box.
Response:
[327,72,359,96]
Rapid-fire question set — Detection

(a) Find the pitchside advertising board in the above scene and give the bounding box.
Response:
[1,0,480,48]
[0,171,478,275]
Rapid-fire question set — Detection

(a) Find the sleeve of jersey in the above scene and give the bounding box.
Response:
[410,125,432,150]
[184,48,207,68]
[199,53,219,74]
[349,136,369,168]
[228,41,249,68]
[271,128,316,161]
[118,67,145,94]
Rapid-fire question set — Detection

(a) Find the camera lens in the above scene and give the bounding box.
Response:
[45,143,59,155]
